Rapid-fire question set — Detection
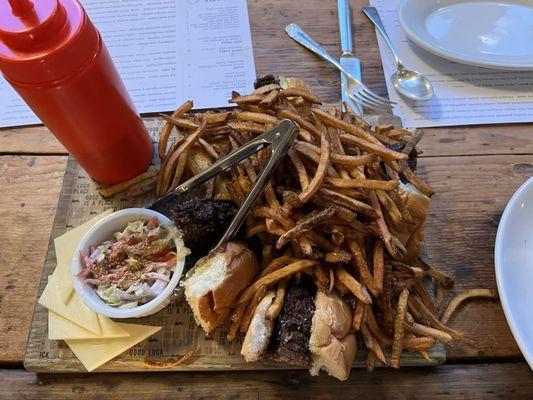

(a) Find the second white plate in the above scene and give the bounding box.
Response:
[495,177,533,371]
[399,0,533,70]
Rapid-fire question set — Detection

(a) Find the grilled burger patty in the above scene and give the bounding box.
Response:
[267,277,316,367]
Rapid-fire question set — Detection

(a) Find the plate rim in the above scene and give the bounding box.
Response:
[495,176,533,370]
[398,0,533,70]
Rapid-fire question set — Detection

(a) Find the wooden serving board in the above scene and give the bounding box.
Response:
[24,118,445,373]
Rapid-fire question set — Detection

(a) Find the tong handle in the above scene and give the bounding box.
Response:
[214,119,299,248]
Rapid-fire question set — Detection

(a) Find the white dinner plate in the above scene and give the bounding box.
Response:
[495,177,533,370]
[399,0,533,70]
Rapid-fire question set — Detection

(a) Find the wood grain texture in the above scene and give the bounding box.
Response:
[0,156,67,363]
[417,155,531,359]
[2,363,533,399]
[0,0,532,156]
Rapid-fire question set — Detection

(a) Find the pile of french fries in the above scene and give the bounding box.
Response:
[99,76,497,370]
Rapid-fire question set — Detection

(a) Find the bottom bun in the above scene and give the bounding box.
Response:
[309,290,356,381]
[184,241,259,333]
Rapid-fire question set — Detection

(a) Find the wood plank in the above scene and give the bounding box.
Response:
[419,155,530,359]
[23,157,444,372]
[2,363,533,399]
[19,153,530,369]
[1,0,532,156]
[0,156,68,363]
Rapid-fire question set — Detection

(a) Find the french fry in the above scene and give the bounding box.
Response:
[293,141,378,167]
[259,256,296,278]
[227,301,248,341]
[240,286,268,334]
[276,207,336,249]
[441,288,498,324]
[252,83,281,95]
[336,266,372,304]
[198,138,219,159]
[403,337,437,350]
[279,87,321,104]
[159,113,199,130]
[236,111,278,125]
[347,239,375,295]
[399,159,434,197]
[365,306,392,346]
[324,251,352,264]
[417,257,455,289]
[293,142,339,177]
[124,176,158,197]
[414,282,438,316]
[406,322,453,343]
[366,352,375,372]
[298,132,331,203]
[200,112,230,125]
[319,188,375,217]
[408,295,464,339]
[160,121,207,194]
[158,100,193,160]
[328,266,335,294]
[369,191,397,258]
[391,289,409,368]
[169,151,189,190]
[313,265,329,292]
[227,121,269,134]
[361,323,387,365]
[331,228,345,246]
[228,93,263,104]
[277,109,322,140]
[326,177,399,191]
[142,345,198,368]
[266,279,288,320]
[352,300,365,332]
[311,108,382,146]
[237,259,319,304]
[372,240,384,295]
[375,189,403,227]
[99,169,159,197]
[246,222,267,238]
[288,149,309,190]
[339,133,407,161]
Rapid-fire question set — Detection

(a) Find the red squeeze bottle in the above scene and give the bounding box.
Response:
[0,0,153,184]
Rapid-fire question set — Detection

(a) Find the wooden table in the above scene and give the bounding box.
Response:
[1,0,532,397]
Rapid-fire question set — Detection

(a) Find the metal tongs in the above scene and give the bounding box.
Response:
[149,119,300,252]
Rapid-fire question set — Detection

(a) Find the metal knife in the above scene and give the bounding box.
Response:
[338,0,363,115]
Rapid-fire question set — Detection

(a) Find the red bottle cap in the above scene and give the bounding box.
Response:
[0,0,99,85]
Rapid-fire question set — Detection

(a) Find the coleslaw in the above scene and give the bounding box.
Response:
[77,216,189,308]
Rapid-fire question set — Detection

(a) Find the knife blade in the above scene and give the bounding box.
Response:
[338,0,363,116]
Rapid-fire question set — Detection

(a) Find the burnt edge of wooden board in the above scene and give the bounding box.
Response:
[24,117,445,373]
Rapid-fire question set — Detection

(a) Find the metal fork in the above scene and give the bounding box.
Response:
[285,23,395,113]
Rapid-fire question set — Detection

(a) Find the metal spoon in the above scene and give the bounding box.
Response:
[363,6,433,101]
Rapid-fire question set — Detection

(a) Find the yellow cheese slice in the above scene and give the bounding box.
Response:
[49,312,130,340]
[53,210,113,303]
[66,323,162,372]
[39,274,101,335]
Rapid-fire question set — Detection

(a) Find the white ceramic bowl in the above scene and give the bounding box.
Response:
[72,208,185,318]
[495,177,533,370]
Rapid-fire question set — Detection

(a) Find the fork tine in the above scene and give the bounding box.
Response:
[361,87,397,105]
[350,91,391,110]
[358,90,394,108]
[349,92,391,113]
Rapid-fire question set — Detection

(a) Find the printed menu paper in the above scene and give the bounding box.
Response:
[370,0,533,128]
[0,0,256,128]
